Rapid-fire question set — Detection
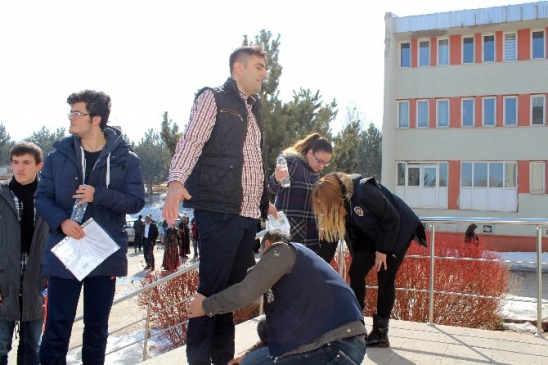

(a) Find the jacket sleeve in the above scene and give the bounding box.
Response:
[35,154,72,232]
[92,152,145,214]
[359,183,400,254]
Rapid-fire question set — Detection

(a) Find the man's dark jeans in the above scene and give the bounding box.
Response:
[186,210,257,365]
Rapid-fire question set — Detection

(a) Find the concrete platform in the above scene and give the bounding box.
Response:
[138,315,548,365]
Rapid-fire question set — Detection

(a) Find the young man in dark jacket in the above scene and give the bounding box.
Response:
[35,90,145,364]
[0,142,49,365]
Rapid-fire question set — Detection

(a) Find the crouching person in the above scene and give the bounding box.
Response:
[188,229,366,365]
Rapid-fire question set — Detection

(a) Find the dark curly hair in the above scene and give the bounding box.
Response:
[67,90,111,131]
[10,142,43,164]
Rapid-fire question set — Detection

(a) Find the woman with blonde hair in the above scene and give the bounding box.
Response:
[312,172,426,348]
[269,133,332,253]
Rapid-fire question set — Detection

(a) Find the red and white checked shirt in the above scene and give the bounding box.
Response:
[168,87,264,219]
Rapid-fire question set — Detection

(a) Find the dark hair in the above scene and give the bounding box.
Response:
[464,223,479,244]
[229,45,267,74]
[138,215,142,219]
[263,229,291,244]
[10,142,43,164]
[67,90,111,131]
[286,133,333,155]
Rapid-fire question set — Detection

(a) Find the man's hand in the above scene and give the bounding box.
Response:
[73,184,95,205]
[163,181,191,225]
[228,351,248,365]
[267,203,278,218]
[60,219,85,239]
[375,251,387,272]
[188,293,206,318]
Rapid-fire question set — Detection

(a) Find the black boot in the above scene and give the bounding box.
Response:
[366,313,390,347]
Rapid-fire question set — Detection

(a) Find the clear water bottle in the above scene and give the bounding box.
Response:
[276,154,291,187]
[71,197,88,223]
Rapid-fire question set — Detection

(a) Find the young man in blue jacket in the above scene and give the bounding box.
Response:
[0,142,49,365]
[35,90,145,364]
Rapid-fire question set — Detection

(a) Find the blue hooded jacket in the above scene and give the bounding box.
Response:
[35,127,145,279]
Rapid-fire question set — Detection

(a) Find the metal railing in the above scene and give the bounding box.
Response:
[69,218,547,362]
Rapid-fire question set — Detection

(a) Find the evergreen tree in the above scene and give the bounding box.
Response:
[332,108,362,173]
[134,129,171,197]
[358,123,382,180]
[0,123,14,166]
[25,126,66,157]
[160,111,181,157]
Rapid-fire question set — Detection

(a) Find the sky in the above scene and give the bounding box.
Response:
[0,0,539,143]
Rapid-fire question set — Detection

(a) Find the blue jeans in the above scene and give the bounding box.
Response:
[241,335,366,365]
[186,210,257,365]
[0,318,42,365]
[40,276,116,365]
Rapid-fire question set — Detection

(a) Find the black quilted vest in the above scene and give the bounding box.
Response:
[184,78,266,216]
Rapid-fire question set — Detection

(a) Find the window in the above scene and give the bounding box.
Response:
[531,95,546,125]
[401,42,411,67]
[462,98,475,127]
[437,99,449,127]
[530,162,545,194]
[532,30,545,59]
[460,161,517,211]
[395,162,448,209]
[483,35,495,62]
[398,101,409,128]
[417,100,429,128]
[397,163,406,186]
[438,39,449,66]
[503,96,517,126]
[463,36,474,63]
[483,97,496,126]
[504,33,516,61]
[419,40,430,66]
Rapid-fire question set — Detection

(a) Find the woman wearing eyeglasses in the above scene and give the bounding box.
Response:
[268,133,332,253]
[312,172,427,348]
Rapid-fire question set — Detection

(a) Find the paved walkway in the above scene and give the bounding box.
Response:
[138,315,548,365]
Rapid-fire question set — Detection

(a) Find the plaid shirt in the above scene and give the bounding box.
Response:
[168,88,264,219]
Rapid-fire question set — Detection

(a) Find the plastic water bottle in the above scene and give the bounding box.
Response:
[71,193,88,223]
[276,154,291,187]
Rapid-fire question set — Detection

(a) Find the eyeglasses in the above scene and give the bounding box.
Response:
[313,153,330,167]
[68,111,90,118]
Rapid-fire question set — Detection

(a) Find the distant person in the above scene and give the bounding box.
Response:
[178,215,190,258]
[35,89,145,364]
[134,215,144,253]
[0,142,49,365]
[162,45,277,364]
[188,229,366,365]
[464,223,479,245]
[162,223,180,271]
[312,172,426,348]
[269,133,333,253]
[191,218,199,258]
[143,214,159,271]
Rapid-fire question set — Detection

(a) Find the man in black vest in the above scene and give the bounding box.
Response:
[162,45,276,365]
[188,229,367,365]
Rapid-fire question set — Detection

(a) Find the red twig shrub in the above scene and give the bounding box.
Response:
[330,234,509,330]
[137,269,261,352]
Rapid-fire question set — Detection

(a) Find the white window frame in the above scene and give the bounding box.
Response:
[436,99,450,128]
[400,42,411,68]
[504,32,517,61]
[461,98,475,127]
[438,38,449,66]
[531,95,546,125]
[503,96,518,126]
[416,99,429,128]
[531,29,546,59]
[482,97,496,127]
[398,100,410,128]
[530,162,546,194]
[462,36,475,64]
[418,39,430,67]
[483,34,496,62]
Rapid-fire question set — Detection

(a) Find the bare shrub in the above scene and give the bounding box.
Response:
[330,233,509,329]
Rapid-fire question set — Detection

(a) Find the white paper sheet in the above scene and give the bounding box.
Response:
[51,218,120,281]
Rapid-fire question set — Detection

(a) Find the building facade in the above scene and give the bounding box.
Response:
[382,2,548,248]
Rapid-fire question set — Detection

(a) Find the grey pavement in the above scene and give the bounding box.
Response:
[138,315,548,365]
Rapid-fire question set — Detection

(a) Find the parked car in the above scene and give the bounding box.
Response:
[125,214,137,244]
